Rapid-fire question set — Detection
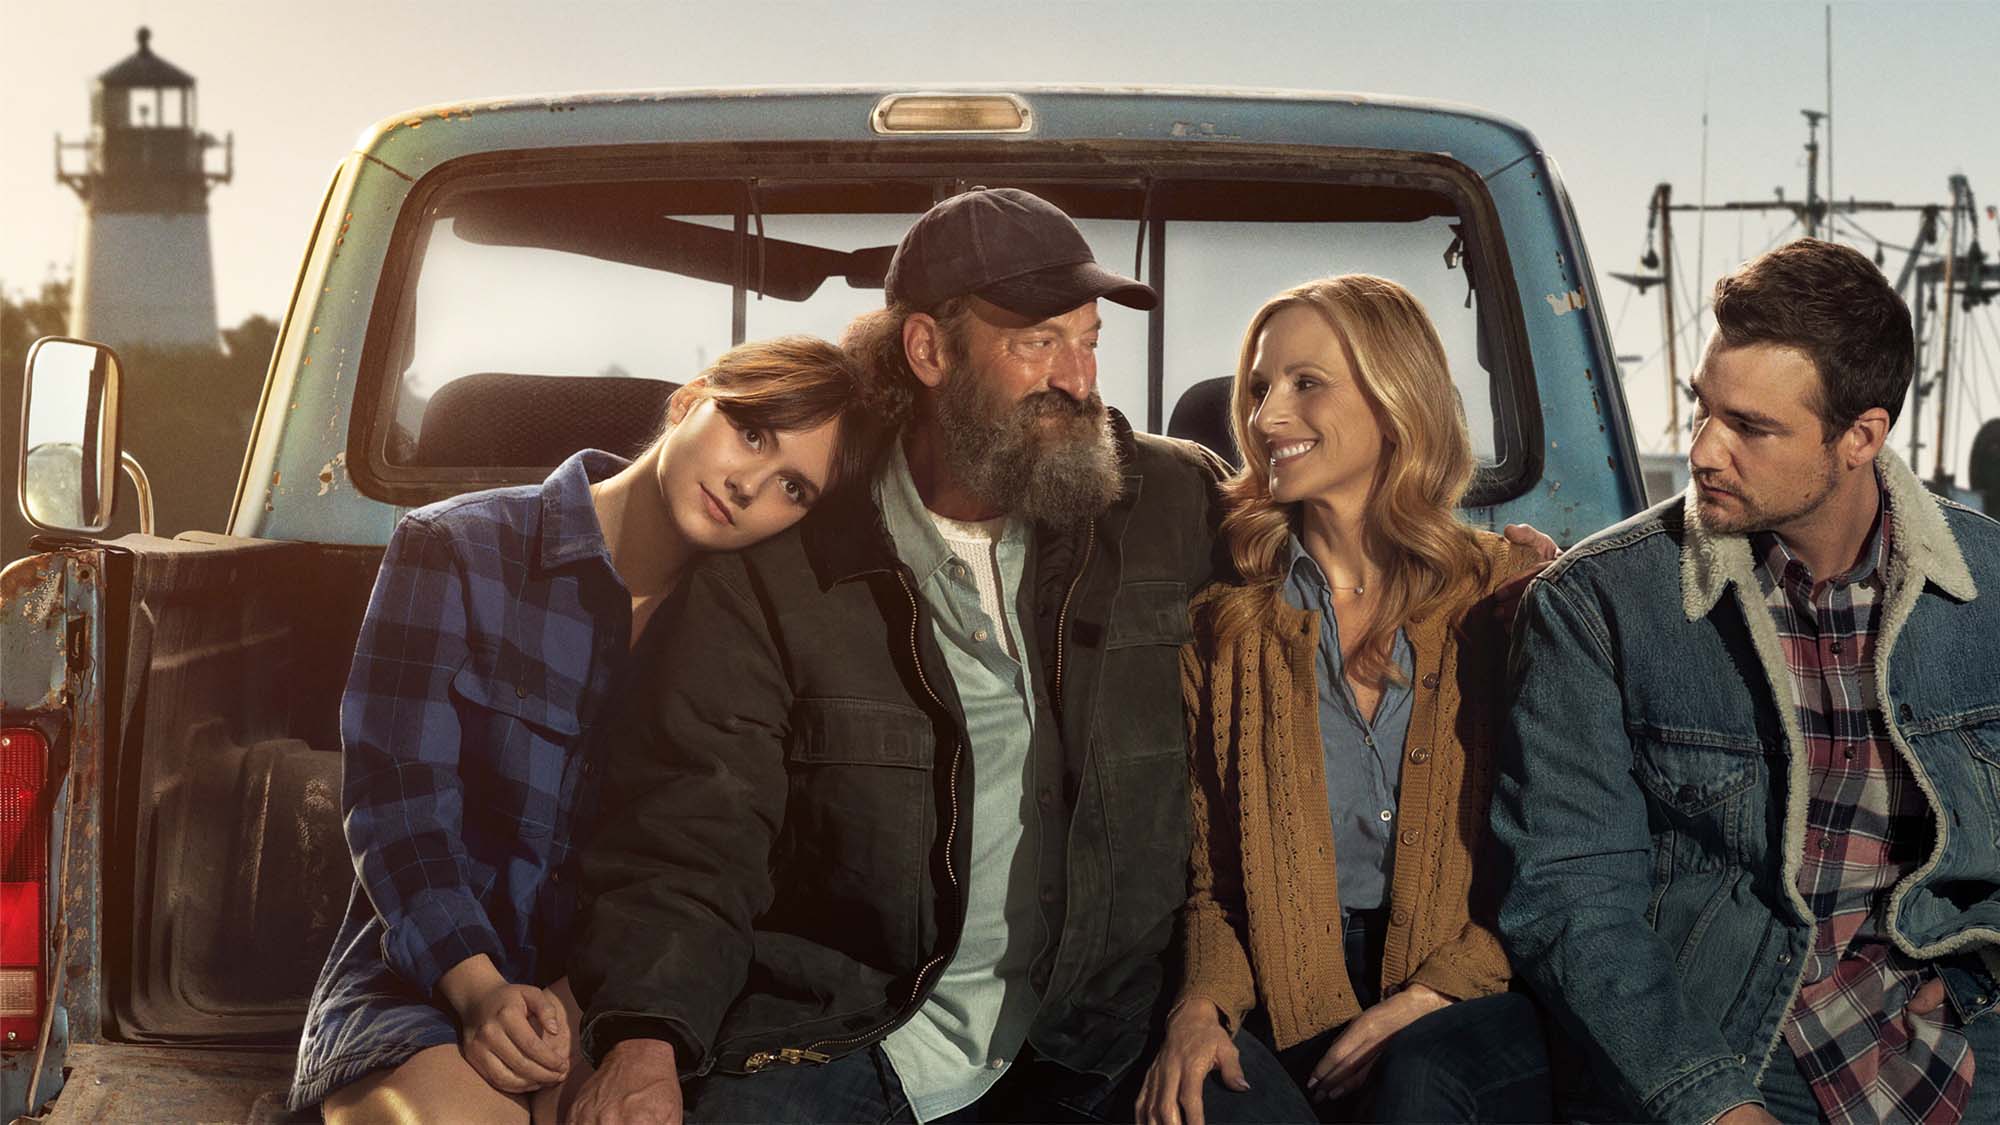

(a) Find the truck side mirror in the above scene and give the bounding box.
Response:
[17,337,124,534]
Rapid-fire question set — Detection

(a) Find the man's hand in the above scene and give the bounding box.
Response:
[1503,523,1562,563]
[1305,982,1451,1103]
[571,1038,684,1125]
[438,954,569,1093]
[1714,1102,1781,1125]
[1136,998,1250,1125]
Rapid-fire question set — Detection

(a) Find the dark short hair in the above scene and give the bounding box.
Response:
[1710,238,1914,437]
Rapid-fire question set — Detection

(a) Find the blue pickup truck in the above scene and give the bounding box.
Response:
[2,86,1643,1121]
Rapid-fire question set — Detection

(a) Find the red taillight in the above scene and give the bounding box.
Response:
[0,727,50,1049]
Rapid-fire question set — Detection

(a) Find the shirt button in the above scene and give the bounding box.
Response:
[1399,828,1420,847]
[989,1058,1007,1070]
[1378,809,1393,823]
[973,628,989,642]
[516,683,528,699]
[1363,735,1375,748]
[950,562,967,579]
[1830,639,1844,654]
[1843,746,1857,760]
[1818,835,1834,850]
[1409,746,1431,765]
[1778,952,1792,965]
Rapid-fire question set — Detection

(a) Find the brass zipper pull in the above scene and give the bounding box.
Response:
[743,1046,831,1072]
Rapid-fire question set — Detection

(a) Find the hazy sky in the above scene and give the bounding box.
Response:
[5,0,1997,476]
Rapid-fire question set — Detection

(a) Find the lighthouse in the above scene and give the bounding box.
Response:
[57,27,232,351]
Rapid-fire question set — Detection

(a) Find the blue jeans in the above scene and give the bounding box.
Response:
[1241,909,1554,1124]
[688,1032,1256,1120]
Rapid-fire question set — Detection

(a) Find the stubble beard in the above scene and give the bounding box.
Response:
[1694,446,1841,536]
[930,362,1123,524]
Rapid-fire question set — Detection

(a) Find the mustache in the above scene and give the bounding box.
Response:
[1013,390,1105,422]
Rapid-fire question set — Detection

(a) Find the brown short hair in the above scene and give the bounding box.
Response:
[1710,238,1914,437]
[673,335,907,493]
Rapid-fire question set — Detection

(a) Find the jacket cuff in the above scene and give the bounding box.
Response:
[380,895,508,997]
[583,1011,707,1074]
[1642,1054,1764,1125]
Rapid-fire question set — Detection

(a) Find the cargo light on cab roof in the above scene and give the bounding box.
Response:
[871,94,1032,135]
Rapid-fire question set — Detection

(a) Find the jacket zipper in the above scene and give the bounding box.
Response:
[1052,521,1096,712]
[742,569,964,1073]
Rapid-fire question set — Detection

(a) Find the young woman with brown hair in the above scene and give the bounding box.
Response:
[291,336,904,1123]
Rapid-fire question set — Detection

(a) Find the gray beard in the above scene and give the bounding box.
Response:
[931,366,1123,524]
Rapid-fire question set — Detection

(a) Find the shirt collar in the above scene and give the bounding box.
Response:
[1750,474,1893,596]
[1280,532,1329,610]
[536,448,631,573]
[873,440,957,587]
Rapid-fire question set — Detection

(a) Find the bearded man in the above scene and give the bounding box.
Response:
[1493,239,2000,1125]
[566,188,1249,1124]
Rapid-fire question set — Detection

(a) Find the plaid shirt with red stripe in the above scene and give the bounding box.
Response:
[1756,503,1975,1124]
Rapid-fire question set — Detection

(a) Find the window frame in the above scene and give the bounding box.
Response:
[347,140,1542,508]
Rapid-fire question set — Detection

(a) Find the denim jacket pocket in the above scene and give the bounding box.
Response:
[1955,722,2000,845]
[1631,728,1765,874]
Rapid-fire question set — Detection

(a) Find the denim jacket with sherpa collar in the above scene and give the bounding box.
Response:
[1493,451,2000,1124]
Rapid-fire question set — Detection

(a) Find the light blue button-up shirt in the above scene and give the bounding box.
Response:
[1280,534,1414,911]
[874,444,1066,1122]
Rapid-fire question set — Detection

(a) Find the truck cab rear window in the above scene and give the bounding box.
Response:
[359,163,1531,503]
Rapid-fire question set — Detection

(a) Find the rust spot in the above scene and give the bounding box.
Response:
[0,555,59,603]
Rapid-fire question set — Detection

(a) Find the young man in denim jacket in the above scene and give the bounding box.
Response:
[1494,239,2000,1124]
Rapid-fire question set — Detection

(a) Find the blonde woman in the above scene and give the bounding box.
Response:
[1138,276,1554,1125]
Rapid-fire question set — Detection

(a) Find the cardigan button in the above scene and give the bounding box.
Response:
[1422,673,1440,690]
[1399,828,1420,847]
[1409,746,1431,765]
[1391,907,1411,927]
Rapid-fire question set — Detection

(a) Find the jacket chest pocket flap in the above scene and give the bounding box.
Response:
[1106,579,1194,649]
[450,650,584,740]
[1631,727,1763,817]
[788,698,937,769]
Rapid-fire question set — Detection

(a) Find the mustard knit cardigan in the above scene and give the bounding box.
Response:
[1176,531,1541,1050]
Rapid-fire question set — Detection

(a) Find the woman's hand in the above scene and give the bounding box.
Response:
[1305,982,1451,1103]
[1136,997,1250,1125]
[1502,523,1562,563]
[438,954,570,1093]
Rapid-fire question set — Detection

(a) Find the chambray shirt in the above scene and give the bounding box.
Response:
[1281,535,1414,912]
[338,450,633,995]
[874,445,1066,1122]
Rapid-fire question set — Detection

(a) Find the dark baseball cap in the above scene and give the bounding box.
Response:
[885,187,1158,320]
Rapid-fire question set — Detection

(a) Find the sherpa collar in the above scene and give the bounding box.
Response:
[1679,450,1978,623]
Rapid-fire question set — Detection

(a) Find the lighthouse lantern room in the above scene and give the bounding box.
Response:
[57,27,233,351]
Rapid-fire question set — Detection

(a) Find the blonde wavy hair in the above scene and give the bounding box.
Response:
[1217,275,1492,686]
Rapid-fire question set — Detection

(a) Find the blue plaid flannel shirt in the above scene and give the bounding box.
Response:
[341,449,632,996]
